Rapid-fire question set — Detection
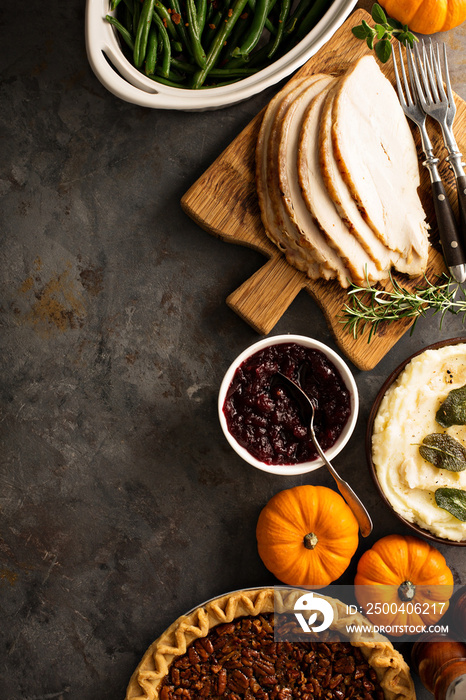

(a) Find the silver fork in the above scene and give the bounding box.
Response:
[412,40,466,244]
[392,44,466,284]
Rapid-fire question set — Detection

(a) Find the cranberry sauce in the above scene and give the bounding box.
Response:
[223,343,351,465]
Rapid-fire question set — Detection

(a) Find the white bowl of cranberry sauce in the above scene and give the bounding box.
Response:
[218,335,359,476]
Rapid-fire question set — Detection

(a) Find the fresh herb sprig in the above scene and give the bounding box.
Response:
[341,273,466,342]
[352,3,417,63]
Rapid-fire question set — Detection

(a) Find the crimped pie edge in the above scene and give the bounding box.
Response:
[125,587,416,700]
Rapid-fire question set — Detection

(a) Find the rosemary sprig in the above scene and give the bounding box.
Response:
[352,3,417,63]
[341,273,466,342]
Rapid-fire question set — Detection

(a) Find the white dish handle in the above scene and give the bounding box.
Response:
[85,0,198,109]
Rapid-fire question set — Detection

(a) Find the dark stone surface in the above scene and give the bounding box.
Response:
[1,2,465,699]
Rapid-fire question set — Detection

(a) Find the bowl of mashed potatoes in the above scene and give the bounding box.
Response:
[367,338,466,545]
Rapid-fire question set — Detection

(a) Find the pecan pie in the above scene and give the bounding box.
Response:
[125,588,415,700]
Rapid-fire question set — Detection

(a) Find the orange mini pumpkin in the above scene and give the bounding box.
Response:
[256,485,359,588]
[355,534,454,635]
[380,0,466,34]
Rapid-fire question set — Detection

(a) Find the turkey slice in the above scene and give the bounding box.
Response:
[268,76,354,286]
[256,77,320,280]
[318,84,401,273]
[294,83,389,284]
[256,75,346,283]
[331,55,429,275]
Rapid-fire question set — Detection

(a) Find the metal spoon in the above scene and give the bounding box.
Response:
[273,372,373,538]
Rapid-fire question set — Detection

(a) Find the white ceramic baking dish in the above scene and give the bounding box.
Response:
[85,0,357,110]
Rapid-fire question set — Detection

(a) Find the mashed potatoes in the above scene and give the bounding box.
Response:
[372,344,466,541]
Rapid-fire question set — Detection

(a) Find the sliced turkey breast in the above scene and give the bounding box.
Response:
[318,84,401,273]
[256,75,348,283]
[256,77,319,276]
[331,55,429,275]
[294,84,389,284]
[269,76,355,287]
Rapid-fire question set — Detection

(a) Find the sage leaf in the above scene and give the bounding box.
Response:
[398,30,413,45]
[371,2,387,24]
[375,23,387,39]
[352,25,368,40]
[387,16,403,29]
[419,433,466,472]
[436,384,466,427]
[375,39,392,63]
[399,29,417,47]
[435,487,466,521]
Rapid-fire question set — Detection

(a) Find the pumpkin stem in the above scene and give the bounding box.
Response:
[398,580,416,601]
[304,532,318,550]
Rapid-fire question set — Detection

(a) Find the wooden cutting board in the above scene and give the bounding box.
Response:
[181,8,466,370]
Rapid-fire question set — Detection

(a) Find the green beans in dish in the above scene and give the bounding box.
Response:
[105,0,334,89]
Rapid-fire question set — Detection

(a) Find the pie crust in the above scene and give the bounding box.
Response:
[126,587,415,700]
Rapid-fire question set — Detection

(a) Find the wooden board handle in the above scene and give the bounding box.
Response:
[226,255,307,335]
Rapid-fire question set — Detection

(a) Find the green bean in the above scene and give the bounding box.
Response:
[246,0,275,34]
[148,74,188,87]
[145,27,158,74]
[170,0,195,58]
[133,0,156,67]
[171,39,183,53]
[234,0,269,57]
[153,2,178,41]
[107,0,331,88]
[117,0,134,35]
[156,67,185,81]
[123,3,133,34]
[220,11,249,62]
[152,12,172,77]
[227,37,273,68]
[266,0,280,32]
[171,57,197,73]
[267,0,290,58]
[205,0,215,24]
[186,0,207,68]
[106,15,135,51]
[249,38,276,64]
[196,0,208,34]
[209,66,258,76]
[225,35,271,68]
[266,0,280,20]
[132,0,141,38]
[171,59,257,80]
[284,0,313,34]
[296,0,330,40]
[198,76,247,86]
[201,7,225,49]
[178,65,258,86]
[186,0,199,35]
[223,54,247,69]
[191,0,250,88]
